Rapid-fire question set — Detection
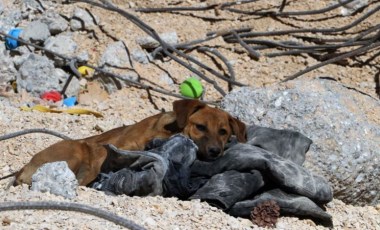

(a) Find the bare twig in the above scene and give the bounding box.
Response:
[197,47,236,91]
[283,41,380,82]
[225,0,357,16]
[222,5,380,38]
[135,4,221,13]
[231,31,261,60]
[0,129,72,141]
[279,0,287,12]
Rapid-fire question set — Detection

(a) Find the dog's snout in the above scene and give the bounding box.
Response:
[208,147,222,158]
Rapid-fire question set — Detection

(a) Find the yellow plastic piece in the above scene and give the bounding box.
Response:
[20,105,103,118]
[78,66,95,78]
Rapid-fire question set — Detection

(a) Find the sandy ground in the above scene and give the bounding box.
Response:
[1,0,380,229]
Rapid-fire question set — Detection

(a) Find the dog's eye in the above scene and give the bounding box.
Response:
[219,129,227,135]
[196,124,207,132]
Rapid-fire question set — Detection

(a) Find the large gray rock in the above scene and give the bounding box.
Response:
[222,78,380,206]
[44,34,78,66]
[20,20,51,44]
[16,54,60,95]
[31,161,78,199]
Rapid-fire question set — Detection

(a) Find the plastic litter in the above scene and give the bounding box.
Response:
[5,28,23,50]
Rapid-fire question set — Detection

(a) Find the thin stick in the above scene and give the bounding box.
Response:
[0,129,72,141]
[0,201,145,230]
[283,41,380,82]
[231,31,260,60]
[222,5,380,38]
[225,0,356,16]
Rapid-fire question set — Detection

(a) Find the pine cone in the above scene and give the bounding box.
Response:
[250,200,280,228]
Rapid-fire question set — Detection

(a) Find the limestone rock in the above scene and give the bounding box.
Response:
[31,161,78,199]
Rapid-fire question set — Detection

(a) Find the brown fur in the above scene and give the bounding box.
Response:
[14,99,247,186]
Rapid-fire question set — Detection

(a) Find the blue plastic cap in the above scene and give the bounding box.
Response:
[5,28,23,50]
[63,97,77,107]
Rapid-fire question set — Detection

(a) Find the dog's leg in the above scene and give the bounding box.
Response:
[75,143,108,186]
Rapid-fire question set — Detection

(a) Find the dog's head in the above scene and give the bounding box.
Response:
[173,99,247,161]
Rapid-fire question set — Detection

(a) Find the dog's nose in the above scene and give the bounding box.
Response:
[208,147,222,158]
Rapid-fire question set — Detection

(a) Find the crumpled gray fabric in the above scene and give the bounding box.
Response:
[190,170,264,210]
[92,126,333,226]
[148,135,198,199]
[246,125,312,165]
[190,143,333,204]
[92,144,168,196]
[229,189,333,227]
[92,134,197,196]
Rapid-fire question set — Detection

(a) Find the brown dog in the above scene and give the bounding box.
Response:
[14,99,247,186]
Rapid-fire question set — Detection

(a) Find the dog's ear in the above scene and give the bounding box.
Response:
[173,99,206,128]
[229,116,247,143]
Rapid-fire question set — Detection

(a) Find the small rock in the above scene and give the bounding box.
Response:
[143,217,157,226]
[136,32,178,49]
[179,202,191,210]
[131,48,151,64]
[99,41,131,68]
[70,8,99,31]
[54,68,80,97]
[41,10,69,35]
[13,53,32,68]
[76,51,89,63]
[159,73,174,85]
[0,10,22,33]
[20,20,51,44]
[0,49,17,85]
[95,70,139,94]
[44,34,78,66]
[17,53,60,95]
[227,216,241,229]
[21,0,44,15]
[339,0,368,16]
[1,216,11,226]
[96,40,139,92]
[31,161,78,199]
[210,206,218,211]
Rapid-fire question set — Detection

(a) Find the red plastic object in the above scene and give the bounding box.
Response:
[41,90,62,102]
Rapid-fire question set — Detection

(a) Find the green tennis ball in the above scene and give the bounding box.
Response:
[180,77,203,98]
